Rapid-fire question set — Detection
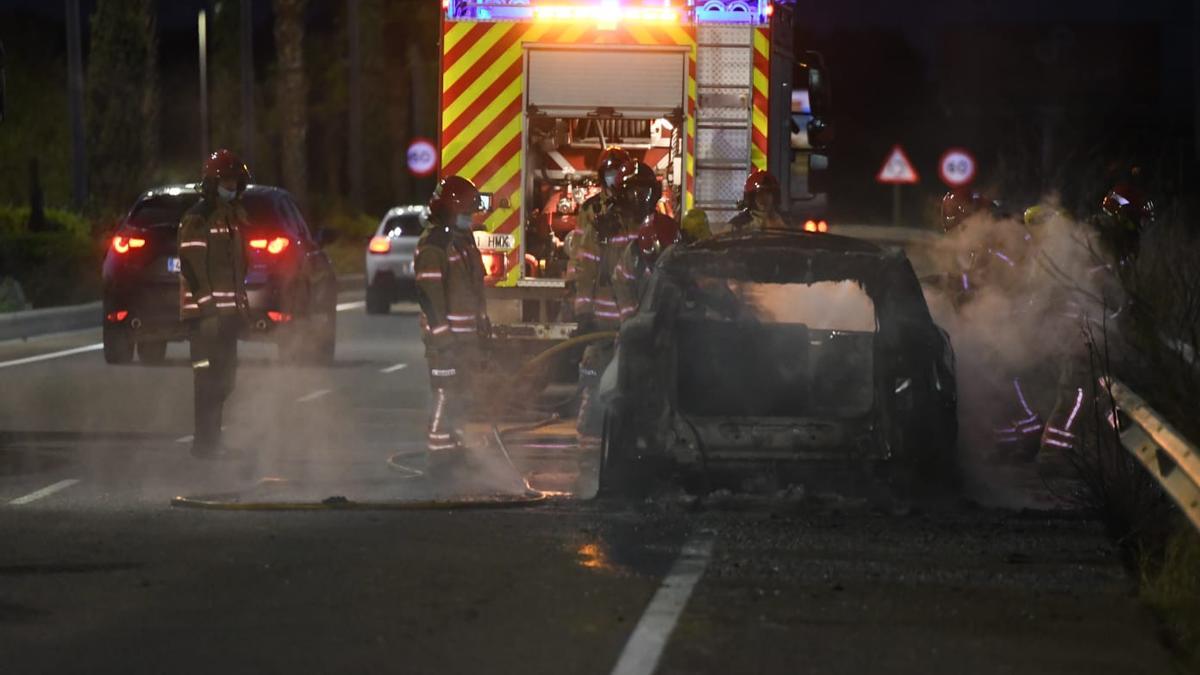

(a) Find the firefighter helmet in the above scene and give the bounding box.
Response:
[429,175,483,221]
[618,162,661,219]
[680,208,711,243]
[941,189,991,232]
[597,146,633,193]
[1101,183,1154,233]
[637,212,681,264]
[201,149,251,196]
[740,170,780,212]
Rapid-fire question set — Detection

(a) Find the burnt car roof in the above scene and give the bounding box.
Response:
[139,183,291,200]
[688,229,886,255]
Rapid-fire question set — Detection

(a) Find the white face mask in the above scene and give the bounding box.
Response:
[453,213,473,231]
[217,186,237,203]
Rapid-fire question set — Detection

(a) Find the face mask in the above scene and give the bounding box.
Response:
[217,186,237,203]
[453,213,473,231]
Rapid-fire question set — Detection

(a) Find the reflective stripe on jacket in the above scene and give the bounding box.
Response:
[178,198,248,320]
[415,224,486,347]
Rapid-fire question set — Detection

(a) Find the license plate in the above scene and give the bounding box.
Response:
[167,257,181,273]
[474,231,514,251]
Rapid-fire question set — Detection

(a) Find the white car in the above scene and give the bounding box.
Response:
[365,205,427,314]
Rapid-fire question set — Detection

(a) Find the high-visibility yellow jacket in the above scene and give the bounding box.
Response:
[177,198,248,320]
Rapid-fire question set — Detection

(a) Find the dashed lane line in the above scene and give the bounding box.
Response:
[0,343,103,370]
[296,389,333,403]
[9,479,82,505]
[609,535,716,675]
[336,300,365,312]
[380,362,408,373]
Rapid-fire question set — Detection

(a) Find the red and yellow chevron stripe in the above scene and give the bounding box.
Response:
[750,26,770,171]
[440,19,697,286]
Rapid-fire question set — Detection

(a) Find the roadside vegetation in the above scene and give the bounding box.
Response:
[1061,210,1200,672]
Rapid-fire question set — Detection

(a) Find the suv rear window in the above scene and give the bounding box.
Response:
[126,194,201,229]
[383,214,424,238]
[242,194,296,235]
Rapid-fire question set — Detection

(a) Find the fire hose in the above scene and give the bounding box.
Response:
[172,333,617,510]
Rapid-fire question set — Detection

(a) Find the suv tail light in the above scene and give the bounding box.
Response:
[249,236,290,255]
[111,235,147,254]
[368,236,391,254]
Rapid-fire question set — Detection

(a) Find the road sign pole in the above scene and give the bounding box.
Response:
[892,184,901,227]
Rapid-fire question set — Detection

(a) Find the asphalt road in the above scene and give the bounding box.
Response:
[0,293,1178,674]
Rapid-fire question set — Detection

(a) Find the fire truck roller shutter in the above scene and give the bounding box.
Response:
[525,45,688,118]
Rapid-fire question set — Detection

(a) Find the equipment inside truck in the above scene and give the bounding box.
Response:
[523,115,683,278]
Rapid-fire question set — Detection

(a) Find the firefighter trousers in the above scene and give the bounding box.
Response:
[577,339,615,440]
[191,315,240,449]
[425,344,479,460]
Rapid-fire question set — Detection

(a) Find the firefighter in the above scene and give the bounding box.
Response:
[569,146,633,321]
[414,175,488,477]
[613,165,676,321]
[680,208,711,244]
[574,162,656,442]
[730,170,787,230]
[1098,173,1154,270]
[178,149,251,459]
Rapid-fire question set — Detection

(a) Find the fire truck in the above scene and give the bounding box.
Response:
[438,0,833,342]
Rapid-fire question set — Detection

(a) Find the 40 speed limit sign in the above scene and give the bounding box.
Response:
[406,138,438,178]
[938,148,976,188]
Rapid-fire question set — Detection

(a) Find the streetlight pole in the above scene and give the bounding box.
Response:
[198,9,209,160]
[65,0,87,208]
[348,0,364,212]
[240,0,256,169]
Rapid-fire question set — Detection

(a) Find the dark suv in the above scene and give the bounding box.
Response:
[102,184,339,364]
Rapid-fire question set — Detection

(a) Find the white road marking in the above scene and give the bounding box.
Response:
[380,362,408,373]
[9,479,81,505]
[175,434,194,444]
[296,388,332,403]
[610,535,716,675]
[336,300,365,312]
[0,343,103,370]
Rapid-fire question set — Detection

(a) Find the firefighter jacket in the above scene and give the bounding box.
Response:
[729,208,789,232]
[415,223,487,349]
[568,193,615,318]
[574,213,638,331]
[178,198,248,321]
[612,243,650,323]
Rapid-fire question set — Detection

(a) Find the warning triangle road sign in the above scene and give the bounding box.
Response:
[877,145,919,184]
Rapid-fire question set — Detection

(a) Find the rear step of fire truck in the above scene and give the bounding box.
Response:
[694,24,757,231]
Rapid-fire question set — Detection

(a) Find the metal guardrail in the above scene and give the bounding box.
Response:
[1106,378,1200,532]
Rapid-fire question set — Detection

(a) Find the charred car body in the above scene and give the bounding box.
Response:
[598,230,957,495]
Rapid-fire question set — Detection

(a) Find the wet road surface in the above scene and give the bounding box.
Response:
[0,294,1176,674]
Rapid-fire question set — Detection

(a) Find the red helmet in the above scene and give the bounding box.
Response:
[941,189,990,232]
[740,170,780,211]
[201,149,251,195]
[597,146,633,193]
[637,212,680,264]
[618,162,661,219]
[429,175,483,221]
[1101,183,1154,233]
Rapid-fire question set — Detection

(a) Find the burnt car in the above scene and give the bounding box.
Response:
[102,184,339,364]
[597,230,957,497]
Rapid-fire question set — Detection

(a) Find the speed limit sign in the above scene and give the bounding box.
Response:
[938,148,976,188]
[406,137,438,177]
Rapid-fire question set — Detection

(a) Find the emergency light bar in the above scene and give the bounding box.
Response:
[444,0,785,24]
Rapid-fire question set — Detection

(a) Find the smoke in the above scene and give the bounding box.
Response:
[919,203,1123,505]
